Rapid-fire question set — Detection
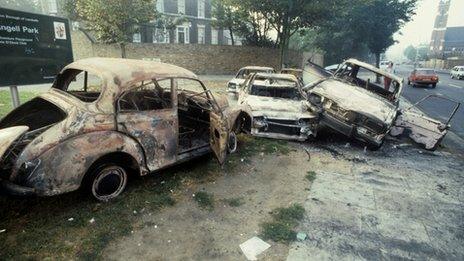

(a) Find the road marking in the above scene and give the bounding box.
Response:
[450,84,463,89]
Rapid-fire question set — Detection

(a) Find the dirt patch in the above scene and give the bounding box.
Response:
[102,142,312,260]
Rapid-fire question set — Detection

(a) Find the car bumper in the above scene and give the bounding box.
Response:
[321,113,384,146]
[412,80,438,84]
[0,178,37,196]
[251,117,315,141]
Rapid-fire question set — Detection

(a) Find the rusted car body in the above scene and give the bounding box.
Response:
[227,66,275,94]
[303,59,459,150]
[0,58,239,200]
[280,68,303,85]
[237,73,317,141]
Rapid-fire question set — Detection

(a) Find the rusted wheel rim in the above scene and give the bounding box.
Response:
[92,166,127,201]
[228,132,237,153]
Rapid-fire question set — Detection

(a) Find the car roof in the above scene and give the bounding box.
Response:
[344,58,402,83]
[254,73,298,82]
[240,66,274,71]
[64,58,199,89]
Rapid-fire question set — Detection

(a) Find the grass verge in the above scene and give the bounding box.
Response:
[260,204,305,243]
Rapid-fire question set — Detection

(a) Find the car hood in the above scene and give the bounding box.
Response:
[245,95,314,118]
[310,79,397,122]
[229,78,246,85]
[0,126,29,159]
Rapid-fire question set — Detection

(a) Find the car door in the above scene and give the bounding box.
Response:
[391,95,461,150]
[176,78,230,165]
[116,79,178,171]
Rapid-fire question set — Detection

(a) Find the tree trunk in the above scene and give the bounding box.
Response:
[229,26,235,46]
[120,43,127,58]
[375,52,381,83]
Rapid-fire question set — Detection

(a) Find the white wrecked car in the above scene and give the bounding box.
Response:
[237,73,317,141]
[303,59,460,150]
[227,66,275,94]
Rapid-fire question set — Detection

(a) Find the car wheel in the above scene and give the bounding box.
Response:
[367,139,384,151]
[407,80,411,85]
[227,131,238,154]
[88,164,128,201]
[432,83,436,88]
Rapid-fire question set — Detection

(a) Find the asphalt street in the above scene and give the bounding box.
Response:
[396,65,464,139]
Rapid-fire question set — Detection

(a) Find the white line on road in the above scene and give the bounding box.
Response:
[450,84,464,89]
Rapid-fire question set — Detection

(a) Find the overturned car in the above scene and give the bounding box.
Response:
[0,58,239,200]
[302,59,459,150]
[237,73,317,141]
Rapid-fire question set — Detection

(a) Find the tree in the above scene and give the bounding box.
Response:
[354,0,417,68]
[66,0,156,57]
[404,45,417,61]
[0,0,40,13]
[250,0,342,67]
[211,0,244,46]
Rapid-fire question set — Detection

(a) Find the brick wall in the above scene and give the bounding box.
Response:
[71,30,305,74]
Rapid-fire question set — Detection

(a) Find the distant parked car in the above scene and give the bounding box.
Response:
[407,68,439,88]
[450,66,464,80]
[227,66,275,94]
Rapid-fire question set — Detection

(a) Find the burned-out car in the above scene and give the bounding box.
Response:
[227,66,275,94]
[303,59,459,150]
[0,58,239,201]
[237,73,317,141]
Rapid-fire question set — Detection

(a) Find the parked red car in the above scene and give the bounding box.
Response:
[407,68,439,88]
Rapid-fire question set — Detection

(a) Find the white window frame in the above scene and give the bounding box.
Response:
[153,27,169,43]
[198,0,206,18]
[178,0,185,14]
[156,0,164,13]
[197,25,205,44]
[176,24,189,44]
[133,32,142,43]
[211,28,218,45]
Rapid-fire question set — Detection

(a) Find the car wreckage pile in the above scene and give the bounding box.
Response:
[0,58,459,201]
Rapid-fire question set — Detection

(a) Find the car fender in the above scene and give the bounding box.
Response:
[19,131,147,196]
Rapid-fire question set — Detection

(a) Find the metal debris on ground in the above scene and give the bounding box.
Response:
[296,232,307,241]
[67,218,74,222]
[239,236,271,261]
[89,218,95,224]
[0,229,6,233]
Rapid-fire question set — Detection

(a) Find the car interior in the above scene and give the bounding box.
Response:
[249,76,301,100]
[117,78,213,155]
[53,69,103,102]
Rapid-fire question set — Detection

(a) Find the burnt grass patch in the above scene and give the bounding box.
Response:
[260,204,305,243]
[0,134,290,259]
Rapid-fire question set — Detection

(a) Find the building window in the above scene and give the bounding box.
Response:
[176,25,189,44]
[156,0,164,12]
[197,25,205,44]
[48,0,58,14]
[178,0,185,14]
[198,0,205,18]
[153,27,169,43]
[133,32,142,43]
[211,28,218,45]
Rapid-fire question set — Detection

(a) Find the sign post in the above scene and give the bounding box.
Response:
[0,7,73,108]
[9,85,20,108]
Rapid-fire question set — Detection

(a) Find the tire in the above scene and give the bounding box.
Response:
[451,75,454,79]
[432,83,436,88]
[367,139,384,151]
[227,131,238,154]
[87,164,128,201]
[407,80,411,85]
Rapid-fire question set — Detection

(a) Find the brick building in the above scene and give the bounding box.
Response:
[134,0,241,46]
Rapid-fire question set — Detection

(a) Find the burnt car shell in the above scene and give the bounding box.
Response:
[238,73,317,141]
[0,58,237,200]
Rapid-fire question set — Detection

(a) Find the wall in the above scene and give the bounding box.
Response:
[71,30,305,75]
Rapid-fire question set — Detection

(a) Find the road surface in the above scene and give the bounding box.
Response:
[396,65,464,139]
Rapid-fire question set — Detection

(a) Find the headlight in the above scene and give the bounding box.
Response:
[228,83,237,89]
[15,158,41,184]
[308,93,322,104]
[253,117,267,128]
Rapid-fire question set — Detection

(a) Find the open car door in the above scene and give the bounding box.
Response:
[209,93,230,165]
[391,95,460,150]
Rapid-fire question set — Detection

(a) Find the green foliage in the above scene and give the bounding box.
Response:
[404,45,417,61]
[0,0,40,13]
[260,204,305,243]
[305,171,317,182]
[67,0,156,44]
[194,191,215,211]
[223,197,244,207]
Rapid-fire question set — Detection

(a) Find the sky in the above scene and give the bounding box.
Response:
[386,0,464,61]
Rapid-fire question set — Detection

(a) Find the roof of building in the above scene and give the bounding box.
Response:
[444,27,464,48]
